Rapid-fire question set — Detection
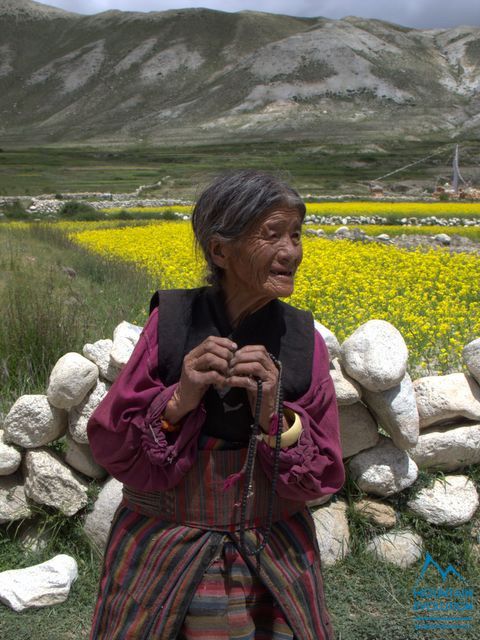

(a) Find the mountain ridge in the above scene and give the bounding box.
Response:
[0,0,77,18]
[0,5,479,145]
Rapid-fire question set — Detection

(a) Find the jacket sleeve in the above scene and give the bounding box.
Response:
[87,308,205,491]
[256,330,345,501]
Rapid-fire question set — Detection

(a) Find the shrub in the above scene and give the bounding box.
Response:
[161,208,178,220]
[112,209,135,220]
[1,199,29,219]
[108,209,180,221]
[58,200,103,220]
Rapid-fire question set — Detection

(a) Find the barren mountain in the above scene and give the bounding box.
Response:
[1,0,479,145]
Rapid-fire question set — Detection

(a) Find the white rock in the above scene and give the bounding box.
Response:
[0,429,21,475]
[408,475,479,526]
[24,449,88,516]
[47,352,99,410]
[110,321,142,368]
[84,477,123,552]
[434,233,451,245]
[83,339,121,382]
[110,337,134,368]
[408,423,480,471]
[340,320,408,391]
[3,395,67,448]
[64,431,107,480]
[462,338,480,386]
[414,373,480,428]
[314,320,341,361]
[330,358,362,405]
[352,499,397,528]
[349,435,418,496]
[68,379,109,444]
[113,320,143,345]
[0,473,32,524]
[311,499,350,566]
[366,530,423,567]
[339,402,379,458]
[362,373,419,449]
[0,554,78,611]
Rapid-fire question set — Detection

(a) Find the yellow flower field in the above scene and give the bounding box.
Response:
[71,221,480,374]
[310,224,480,241]
[304,201,480,218]
[101,205,193,215]
[100,201,480,219]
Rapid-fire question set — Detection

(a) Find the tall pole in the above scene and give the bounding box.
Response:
[452,144,464,193]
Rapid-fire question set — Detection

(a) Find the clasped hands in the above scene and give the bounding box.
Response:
[164,336,280,432]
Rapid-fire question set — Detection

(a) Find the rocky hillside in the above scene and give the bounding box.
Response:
[1,0,479,145]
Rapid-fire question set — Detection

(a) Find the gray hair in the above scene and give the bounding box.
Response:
[192,170,305,285]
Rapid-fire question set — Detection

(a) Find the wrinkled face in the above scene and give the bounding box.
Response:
[218,206,303,301]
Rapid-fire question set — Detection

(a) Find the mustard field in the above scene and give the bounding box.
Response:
[100,201,480,219]
[71,221,480,374]
[303,201,480,218]
[310,224,480,241]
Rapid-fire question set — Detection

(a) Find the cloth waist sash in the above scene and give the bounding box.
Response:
[122,449,304,531]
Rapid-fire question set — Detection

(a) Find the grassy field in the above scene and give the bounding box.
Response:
[0,224,155,418]
[1,139,479,198]
[1,220,479,639]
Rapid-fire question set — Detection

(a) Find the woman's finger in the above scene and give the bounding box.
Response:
[191,336,237,360]
[189,369,230,388]
[224,375,259,392]
[230,346,274,371]
[193,352,231,375]
[228,361,276,381]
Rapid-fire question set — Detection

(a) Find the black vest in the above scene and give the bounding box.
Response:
[150,287,314,442]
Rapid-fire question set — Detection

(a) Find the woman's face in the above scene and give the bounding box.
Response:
[213,206,303,303]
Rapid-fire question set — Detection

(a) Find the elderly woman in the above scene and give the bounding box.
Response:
[88,170,345,640]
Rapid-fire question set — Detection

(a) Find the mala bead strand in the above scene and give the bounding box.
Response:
[240,355,283,557]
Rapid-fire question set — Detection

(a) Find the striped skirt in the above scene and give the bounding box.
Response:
[90,443,334,640]
[90,506,301,639]
[178,538,294,640]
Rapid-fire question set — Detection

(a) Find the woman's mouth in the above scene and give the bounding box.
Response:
[270,269,294,277]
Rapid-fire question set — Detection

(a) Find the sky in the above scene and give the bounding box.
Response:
[40,0,480,30]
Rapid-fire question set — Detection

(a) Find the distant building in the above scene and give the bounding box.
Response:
[370,184,384,198]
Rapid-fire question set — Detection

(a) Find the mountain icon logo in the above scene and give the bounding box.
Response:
[415,552,466,586]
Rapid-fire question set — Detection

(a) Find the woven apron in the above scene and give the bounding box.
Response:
[90,447,334,640]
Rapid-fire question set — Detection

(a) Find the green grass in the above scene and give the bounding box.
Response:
[326,466,480,640]
[1,138,478,198]
[0,223,156,419]
[0,223,157,636]
[1,222,479,639]
[0,506,100,639]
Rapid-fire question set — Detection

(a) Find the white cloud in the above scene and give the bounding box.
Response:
[41,0,480,28]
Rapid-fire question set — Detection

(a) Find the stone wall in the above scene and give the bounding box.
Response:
[1,318,479,569]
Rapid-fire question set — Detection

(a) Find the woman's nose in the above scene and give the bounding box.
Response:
[277,235,300,261]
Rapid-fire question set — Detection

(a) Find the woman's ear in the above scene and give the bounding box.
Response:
[208,237,228,268]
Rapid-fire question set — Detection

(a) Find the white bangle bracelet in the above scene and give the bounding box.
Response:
[262,409,302,449]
